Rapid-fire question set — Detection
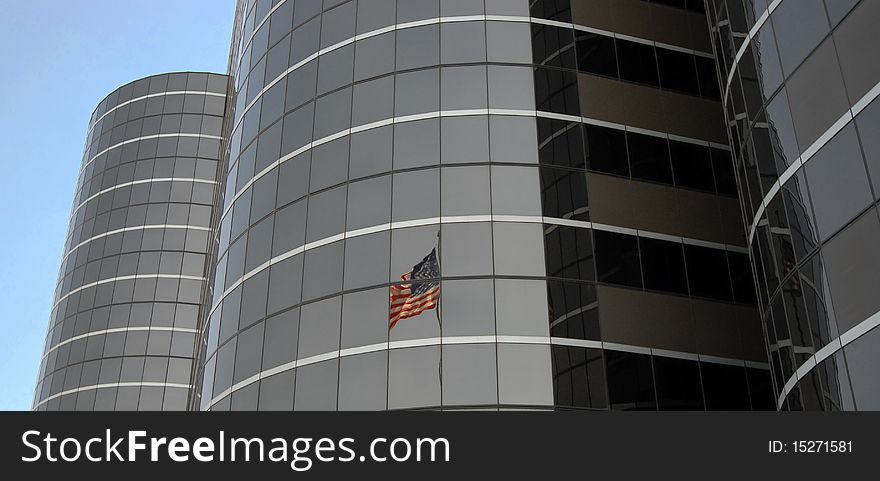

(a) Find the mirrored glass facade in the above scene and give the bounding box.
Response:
[708,0,880,410]
[190,0,771,412]
[33,72,229,410]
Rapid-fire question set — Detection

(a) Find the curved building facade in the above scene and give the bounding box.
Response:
[33,72,229,410]
[708,0,880,409]
[194,0,771,411]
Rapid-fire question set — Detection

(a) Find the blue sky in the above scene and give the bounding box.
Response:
[0,0,235,410]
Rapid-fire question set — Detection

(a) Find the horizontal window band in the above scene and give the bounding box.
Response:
[62,224,211,263]
[221,108,729,225]
[776,308,880,410]
[54,274,206,309]
[720,0,784,106]
[34,381,193,409]
[88,90,226,138]
[205,335,768,409]
[746,78,880,246]
[208,213,748,317]
[72,177,218,215]
[41,326,199,360]
[82,133,223,173]
[232,12,715,138]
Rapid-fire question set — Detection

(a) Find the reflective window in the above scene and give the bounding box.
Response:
[498,343,553,406]
[440,21,486,64]
[640,237,688,295]
[313,87,351,139]
[576,33,617,78]
[391,168,440,222]
[843,327,880,410]
[803,124,871,241]
[442,344,498,406]
[552,345,608,409]
[495,279,549,336]
[357,0,396,34]
[388,346,441,409]
[700,362,751,410]
[267,254,303,314]
[298,296,341,358]
[354,32,396,81]
[488,66,535,110]
[441,66,487,111]
[343,231,391,290]
[338,351,388,410]
[441,165,491,217]
[262,308,299,369]
[301,241,344,301]
[294,359,338,410]
[440,116,489,165]
[856,98,880,199]
[585,125,629,176]
[258,371,295,411]
[627,132,672,184]
[352,76,394,126]
[440,222,493,277]
[594,230,642,288]
[305,185,347,242]
[653,356,704,410]
[441,279,495,336]
[395,68,440,116]
[786,39,848,149]
[490,166,542,216]
[309,137,349,192]
[396,25,440,70]
[605,350,656,410]
[616,39,659,86]
[493,222,545,276]
[684,244,732,302]
[346,175,392,230]
[489,116,538,164]
[394,119,440,169]
[771,0,830,76]
[349,126,392,179]
[486,21,532,64]
[341,287,389,349]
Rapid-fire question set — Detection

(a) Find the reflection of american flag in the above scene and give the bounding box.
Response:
[389,248,440,329]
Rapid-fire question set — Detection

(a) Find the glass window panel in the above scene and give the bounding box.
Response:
[440,116,489,165]
[700,362,751,410]
[771,0,829,76]
[441,65,487,111]
[440,222,493,277]
[605,350,656,410]
[440,279,495,337]
[354,32,396,81]
[391,168,440,222]
[298,296,342,358]
[856,98,880,199]
[320,0,356,48]
[388,346,441,409]
[280,103,314,156]
[258,371,295,411]
[803,124,871,241]
[786,39,848,149]
[594,230,642,288]
[543,224,595,282]
[441,0,483,15]
[656,48,699,95]
[357,0,396,34]
[627,132,672,183]
[537,118,585,168]
[305,184,347,242]
[346,175,392,230]
[575,32,618,78]
[585,124,629,176]
[352,75,394,126]
[341,287,389,349]
[670,140,715,192]
[843,327,880,409]
[313,86,352,139]
[338,351,388,410]
[262,308,299,370]
[267,254,303,314]
[343,231,391,290]
[552,345,608,408]
[493,223,546,276]
[309,137,349,192]
[302,241,344,301]
[389,226,442,340]
[394,119,440,169]
[639,237,688,295]
[497,343,553,406]
[285,60,318,111]
[488,65,535,110]
[489,116,539,164]
[395,68,440,116]
[616,40,658,86]
[822,209,880,333]
[540,167,589,220]
[684,244,733,302]
[754,24,783,98]
[233,321,264,384]
[653,356,704,410]
[272,199,307,256]
[440,165,491,216]
[396,25,440,70]
[442,344,498,406]
[349,125,393,179]
[440,21,486,64]
[490,165,542,216]
[294,359,338,410]
[495,279,549,336]
[486,21,532,64]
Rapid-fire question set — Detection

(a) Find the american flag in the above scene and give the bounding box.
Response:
[389,248,440,329]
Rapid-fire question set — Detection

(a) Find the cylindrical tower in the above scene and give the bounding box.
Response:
[707,0,880,410]
[33,72,229,410]
[197,0,771,411]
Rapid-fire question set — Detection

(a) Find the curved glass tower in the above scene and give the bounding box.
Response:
[194,0,771,411]
[708,0,880,410]
[33,72,228,410]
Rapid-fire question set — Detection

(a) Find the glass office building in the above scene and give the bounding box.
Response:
[32,72,229,410]
[41,0,880,412]
[708,0,880,410]
[192,0,770,412]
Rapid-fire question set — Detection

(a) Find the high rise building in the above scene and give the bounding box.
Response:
[708,0,880,410]
[32,72,229,410]
[34,0,879,411]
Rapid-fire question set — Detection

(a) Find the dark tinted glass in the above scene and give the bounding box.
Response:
[543,224,595,281]
[639,237,688,295]
[670,141,715,192]
[657,48,699,94]
[552,345,608,409]
[575,33,617,78]
[594,230,642,288]
[616,40,658,86]
[700,362,751,410]
[684,244,733,302]
[605,350,657,410]
[585,125,629,176]
[627,132,672,183]
[654,356,704,410]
